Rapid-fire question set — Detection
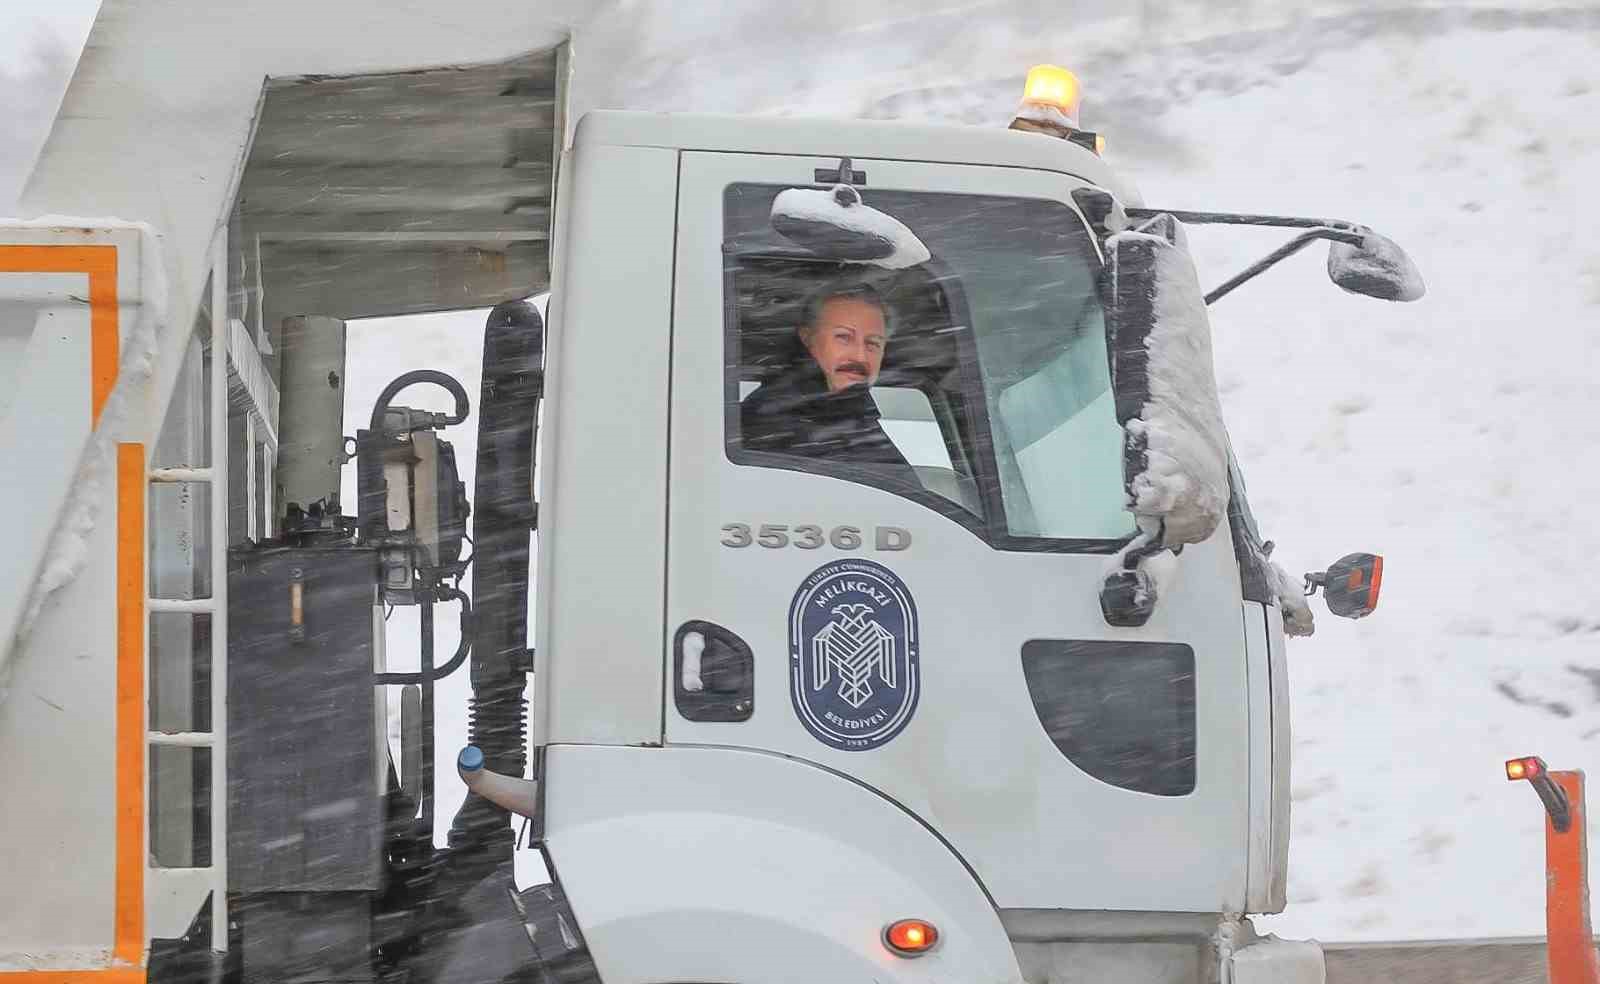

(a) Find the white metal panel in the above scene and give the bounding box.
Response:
[146,867,216,940]
[535,143,676,746]
[0,497,118,960]
[1243,600,1275,914]
[206,231,230,949]
[664,151,1250,912]
[0,223,161,970]
[530,148,575,754]
[542,743,1024,984]
[0,272,92,668]
[1265,603,1292,912]
[228,315,278,447]
[1229,936,1324,984]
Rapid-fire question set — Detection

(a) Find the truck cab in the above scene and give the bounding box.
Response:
[520,108,1295,982]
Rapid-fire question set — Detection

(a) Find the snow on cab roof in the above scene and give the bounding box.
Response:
[573,110,1138,204]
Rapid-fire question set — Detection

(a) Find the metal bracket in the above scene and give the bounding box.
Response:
[815,156,866,185]
[1124,207,1368,305]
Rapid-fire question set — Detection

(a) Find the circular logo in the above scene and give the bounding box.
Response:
[789,559,920,751]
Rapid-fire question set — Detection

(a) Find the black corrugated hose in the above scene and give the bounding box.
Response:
[441,298,544,888]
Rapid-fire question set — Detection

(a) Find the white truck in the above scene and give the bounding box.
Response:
[0,4,1416,983]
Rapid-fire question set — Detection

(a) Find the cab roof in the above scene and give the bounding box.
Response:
[573,110,1138,203]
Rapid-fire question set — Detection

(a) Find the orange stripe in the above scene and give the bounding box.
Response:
[114,443,146,966]
[0,244,142,973]
[0,971,147,984]
[0,244,120,420]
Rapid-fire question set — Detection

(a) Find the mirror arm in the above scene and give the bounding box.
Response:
[1203,228,1364,306]
[1122,207,1374,306]
[1125,207,1366,234]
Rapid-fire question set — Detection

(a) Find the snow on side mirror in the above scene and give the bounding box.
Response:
[1103,212,1231,549]
[1327,232,1425,302]
[770,184,930,269]
[1305,552,1384,619]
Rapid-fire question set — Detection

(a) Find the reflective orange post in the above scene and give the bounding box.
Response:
[1546,770,1600,984]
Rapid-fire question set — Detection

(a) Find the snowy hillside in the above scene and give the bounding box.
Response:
[1145,19,1600,942]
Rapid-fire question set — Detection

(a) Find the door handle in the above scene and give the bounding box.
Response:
[673,620,754,722]
[681,629,706,692]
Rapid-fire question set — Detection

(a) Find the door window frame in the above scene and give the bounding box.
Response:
[721,182,1136,556]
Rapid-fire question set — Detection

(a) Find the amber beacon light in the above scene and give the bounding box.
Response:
[883,918,940,957]
[1020,64,1082,126]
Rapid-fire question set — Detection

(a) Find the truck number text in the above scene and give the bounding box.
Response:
[720,523,912,552]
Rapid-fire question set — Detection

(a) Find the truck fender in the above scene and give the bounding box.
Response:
[541,744,1024,984]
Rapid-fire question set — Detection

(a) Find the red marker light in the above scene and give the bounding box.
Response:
[883,918,940,957]
[1507,756,1545,781]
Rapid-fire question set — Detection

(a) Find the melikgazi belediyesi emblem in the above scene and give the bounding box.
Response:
[789,559,920,751]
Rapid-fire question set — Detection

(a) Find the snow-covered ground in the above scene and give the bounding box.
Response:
[1131,20,1600,942]
[10,0,1600,944]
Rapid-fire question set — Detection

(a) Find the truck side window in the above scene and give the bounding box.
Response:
[724,183,1135,552]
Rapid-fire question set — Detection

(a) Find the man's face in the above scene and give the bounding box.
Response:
[803,295,888,392]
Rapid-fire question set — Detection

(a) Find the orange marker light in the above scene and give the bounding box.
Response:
[884,918,940,957]
[1507,756,1546,781]
[1021,64,1082,126]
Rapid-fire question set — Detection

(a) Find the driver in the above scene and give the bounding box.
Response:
[739,282,916,480]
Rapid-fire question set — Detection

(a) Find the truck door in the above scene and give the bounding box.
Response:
[664,151,1250,913]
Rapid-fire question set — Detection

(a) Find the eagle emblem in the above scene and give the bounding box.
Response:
[813,603,897,708]
[789,560,919,751]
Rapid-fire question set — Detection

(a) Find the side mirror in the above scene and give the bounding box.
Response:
[770,183,930,269]
[1100,537,1170,628]
[1102,212,1231,548]
[1305,552,1384,619]
[1327,233,1424,302]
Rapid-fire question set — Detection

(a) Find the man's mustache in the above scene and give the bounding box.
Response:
[834,361,870,376]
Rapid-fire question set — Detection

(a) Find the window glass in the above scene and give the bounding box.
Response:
[149,746,212,867]
[1020,639,1197,796]
[724,183,1132,548]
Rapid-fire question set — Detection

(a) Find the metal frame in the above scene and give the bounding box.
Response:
[145,231,230,950]
[1124,207,1367,306]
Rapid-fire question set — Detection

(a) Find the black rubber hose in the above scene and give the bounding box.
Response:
[443,299,543,886]
[374,586,473,684]
[369,369,471,431]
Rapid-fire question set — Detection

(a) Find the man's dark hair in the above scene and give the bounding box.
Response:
[799,280,893,342]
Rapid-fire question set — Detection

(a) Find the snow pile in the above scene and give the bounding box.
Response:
[1,218,165,705]
[1011,101,1078,133]
[1269,561,1315,638]
[1108,216,1230,548]
[770,184,931,269]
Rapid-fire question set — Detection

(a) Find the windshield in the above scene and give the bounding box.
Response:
[725,183,1132,548]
